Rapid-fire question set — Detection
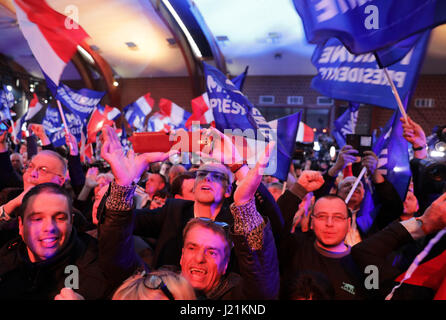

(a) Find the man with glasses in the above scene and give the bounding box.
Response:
[279,194,370,299]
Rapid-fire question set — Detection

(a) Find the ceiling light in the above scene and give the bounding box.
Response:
[6,85,12,91]
[161,0,202,58]
[125,42,139,50]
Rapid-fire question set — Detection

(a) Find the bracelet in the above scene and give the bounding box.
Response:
[413,145,426,151]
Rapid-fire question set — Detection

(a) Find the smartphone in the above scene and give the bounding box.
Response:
[346,134,373,157]
[129,131,211,153]
[0,120,11,134]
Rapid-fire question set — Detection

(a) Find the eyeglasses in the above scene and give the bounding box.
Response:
[311,214,349,223]
[24,162,62,177]
[196,170,229,184]
[143,273,175,301]
[197,217,229,229]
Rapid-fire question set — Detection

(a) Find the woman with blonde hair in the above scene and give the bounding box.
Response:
[112,270,196,300]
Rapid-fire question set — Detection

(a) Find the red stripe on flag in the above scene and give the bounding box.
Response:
[159,98,172,117]
[15,0,89,63]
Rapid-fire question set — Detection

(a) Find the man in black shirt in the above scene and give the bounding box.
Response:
[280,194,369,299]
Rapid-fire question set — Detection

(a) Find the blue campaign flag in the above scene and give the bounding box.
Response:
[357,110,411,233]
[231,66,249,92]
[374,33,425,68]
[44,72,104,124]
[293,0,446,55]
[42,104,83,147]
[333,102,360,148]
[0,86,14,121]
[204,62,294,180]
[311,32,430,110]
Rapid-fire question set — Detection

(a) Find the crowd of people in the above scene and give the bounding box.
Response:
[0,116,445,300]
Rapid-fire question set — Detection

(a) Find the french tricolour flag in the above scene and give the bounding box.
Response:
[159,98,191,128]
[13,0,90,85]
[24,93,44,122]
[185,93,214,129]
[124,92,154,131]
[296,121,314,143]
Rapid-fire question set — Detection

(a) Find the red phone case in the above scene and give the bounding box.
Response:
[128,131,211,153]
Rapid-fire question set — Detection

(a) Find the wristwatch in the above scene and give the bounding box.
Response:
[415,217,427,234]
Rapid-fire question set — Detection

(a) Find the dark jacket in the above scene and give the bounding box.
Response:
[205,221,279,300]
[125,183,283,269]
[0,229,109,300]
[0,201,140,300]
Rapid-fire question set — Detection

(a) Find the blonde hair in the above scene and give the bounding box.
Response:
[112,270,196,300]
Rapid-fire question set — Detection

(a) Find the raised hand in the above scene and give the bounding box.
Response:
[65,131,78,156]
[401,116,426,148]
[85,167,99,189]
[328,145,358,177]
[361,150,378,175]
[100,126,178,186]
[233,141,275,206]
[291,192,314,233]
[28,123,50,146]
[200,127,246,165]
[297,170,325,192]
[418,192,446,234]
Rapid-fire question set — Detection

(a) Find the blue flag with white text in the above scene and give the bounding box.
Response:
[293,0,446,55]
[42,104,83,147]
[333,102,360,148]
[311,33,430,110]
[231,66,249,92]
[204,62,296,180]
[0,86,14,121]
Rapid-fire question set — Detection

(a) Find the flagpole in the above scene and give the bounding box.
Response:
[383,68,408,122]
[56,100,74,150]
[344,166,367,205]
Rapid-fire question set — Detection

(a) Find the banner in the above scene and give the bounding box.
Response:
[204,62,284,179]
[357,110,411,233]
[42,104,83,147]
[231,66,249,92]
[44,73,105,123]
[311,33,430,110]
[293,0,446,55]
[333,102,360,148]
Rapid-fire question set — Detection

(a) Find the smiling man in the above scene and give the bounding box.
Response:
[279,194,369,300]
[0,183,114,299]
